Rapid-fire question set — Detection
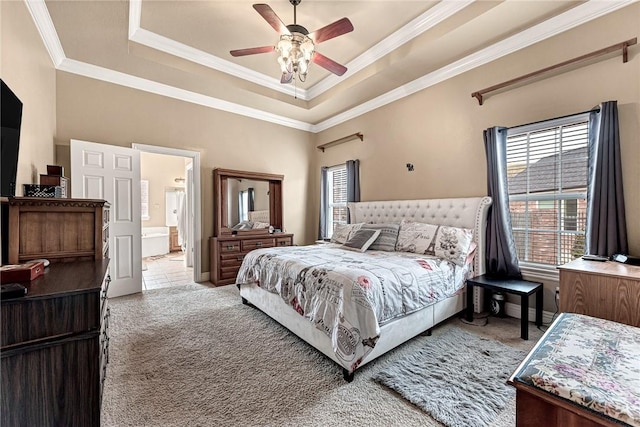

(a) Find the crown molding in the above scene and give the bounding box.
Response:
[127,0,305,99]
[128,0,142,39]
[306,0,474,99]
[311,0,637,132]
[25,0,637,134]
[57,58,313,132]
[130,28,302,99]
[126,0,471,101]
[24,0,65,67]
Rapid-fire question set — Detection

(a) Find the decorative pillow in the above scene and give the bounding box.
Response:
[231,220,254,230]
[252,221,270,229]
[342,229,381,252]
[361,223,400,252]
[434,226,475,267]
[395,219,439,254]
[465,241,478,266]
[330,223,363,244]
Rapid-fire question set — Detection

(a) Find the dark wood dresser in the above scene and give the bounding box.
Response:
[1,260,111,426]
[210,233,293,285]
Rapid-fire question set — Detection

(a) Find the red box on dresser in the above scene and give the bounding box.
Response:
[0,260,45,283]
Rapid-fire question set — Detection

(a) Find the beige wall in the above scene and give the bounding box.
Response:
[1,1,56,195]
[312,5,640,312]
[12,0,637,304]
[55,73,314,274]
[140,151,188,228]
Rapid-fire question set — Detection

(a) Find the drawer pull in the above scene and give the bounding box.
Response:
[226,244,235,250]
[236,255,244,261]
[256,242,263,247]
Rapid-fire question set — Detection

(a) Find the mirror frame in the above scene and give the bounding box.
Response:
[213,168,284,236]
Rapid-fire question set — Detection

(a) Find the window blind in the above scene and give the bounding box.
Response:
[506,118,589,266]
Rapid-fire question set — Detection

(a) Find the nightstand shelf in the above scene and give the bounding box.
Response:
[466,274,543,340]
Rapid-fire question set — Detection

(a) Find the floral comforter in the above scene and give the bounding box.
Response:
[512,313,640,426]
[236,244,470,372]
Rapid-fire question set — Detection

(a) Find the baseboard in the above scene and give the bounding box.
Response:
[200,271,210,283]
[505,301,557,325]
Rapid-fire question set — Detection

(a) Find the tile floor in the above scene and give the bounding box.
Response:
[142,252,194,290]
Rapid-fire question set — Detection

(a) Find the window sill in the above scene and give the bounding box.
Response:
[519,262,560,283]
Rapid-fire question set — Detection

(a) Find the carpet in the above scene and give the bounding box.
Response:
[373,327,527,427]
[102,284,540,426]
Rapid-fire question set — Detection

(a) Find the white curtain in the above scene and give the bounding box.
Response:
[176,191,187,248]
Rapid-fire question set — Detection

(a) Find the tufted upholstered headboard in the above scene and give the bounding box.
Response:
[248,210,270,223]
[348,197,492,276]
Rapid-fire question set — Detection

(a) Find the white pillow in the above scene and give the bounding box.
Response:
[395,220,474,266]
[330,223,363,244]
[231,220,254,230]
[395,219,439,254]
[342,229,381,252]
[434,226,474,267]
[252,221,270,229]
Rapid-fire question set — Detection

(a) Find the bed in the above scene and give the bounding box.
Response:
[237,196,492,380]
[248,209,270,224]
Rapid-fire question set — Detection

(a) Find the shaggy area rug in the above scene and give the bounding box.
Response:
[102,284,539,426]
[374,327,527,427]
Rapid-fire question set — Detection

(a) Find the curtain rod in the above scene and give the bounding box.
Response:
[317,132,364,152]
[472,38,636,105]
[498,107,600,132]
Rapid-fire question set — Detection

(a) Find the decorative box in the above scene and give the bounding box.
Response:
[0,261,45,283]
[46,165,64,176]
[39,175,68,198]
[23,184,63,198]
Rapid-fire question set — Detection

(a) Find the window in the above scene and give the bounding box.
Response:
[239,190,249,222]
[325,165,348,238]
[506,114,589,266]
[140,180,149,220]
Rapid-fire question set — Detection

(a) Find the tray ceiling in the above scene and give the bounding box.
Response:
[36,0,635,131]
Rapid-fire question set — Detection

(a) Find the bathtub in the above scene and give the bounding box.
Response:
[142,226,170,258]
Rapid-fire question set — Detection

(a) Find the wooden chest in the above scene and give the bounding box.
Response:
[7,197,110,264]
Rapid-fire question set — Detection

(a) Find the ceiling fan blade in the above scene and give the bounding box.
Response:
[280,72,293,84]
[309,18,354,44]
[253,4,291,35]
[312,52,347,76]
[230,46,275,57]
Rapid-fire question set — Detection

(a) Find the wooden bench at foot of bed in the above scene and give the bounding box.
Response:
[509,313,640,427]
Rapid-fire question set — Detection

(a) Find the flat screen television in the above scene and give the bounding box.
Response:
[1,79,23,197]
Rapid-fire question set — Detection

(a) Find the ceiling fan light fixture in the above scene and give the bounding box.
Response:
[275,33,314,82]
[230,1,353,85]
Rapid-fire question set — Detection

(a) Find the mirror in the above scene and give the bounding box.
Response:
[226,179,270,228]
[213,168,284,236]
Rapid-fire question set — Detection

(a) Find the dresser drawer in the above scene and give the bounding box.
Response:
[221,252,245,267]
[241,238,275,251]
[276,236,293,247]
[219,241,241,253]
[221,266,241,280]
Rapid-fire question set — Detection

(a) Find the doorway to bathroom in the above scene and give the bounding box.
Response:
[134,143,202,290]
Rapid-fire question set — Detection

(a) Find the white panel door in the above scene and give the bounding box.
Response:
[70,139,142,297]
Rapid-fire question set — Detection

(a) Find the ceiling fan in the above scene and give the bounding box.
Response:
[230,0,354,84]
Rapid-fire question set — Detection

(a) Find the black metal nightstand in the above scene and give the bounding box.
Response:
[466,274,543,340]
